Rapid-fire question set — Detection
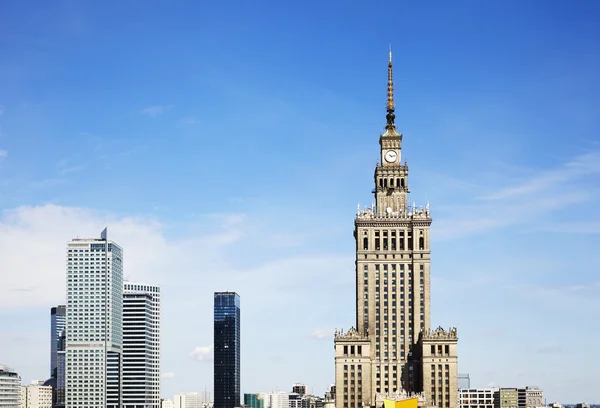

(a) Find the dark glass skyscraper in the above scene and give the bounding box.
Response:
[214,292,240,408]
[50,305,66,378]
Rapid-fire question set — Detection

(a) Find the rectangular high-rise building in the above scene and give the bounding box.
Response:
[65,228,123,408]
[122,282,161,408]
[213,292,240,408]
[334,52,458,408]
[0,364,21,408]
[56,330,66,407]
[50,306,66,379]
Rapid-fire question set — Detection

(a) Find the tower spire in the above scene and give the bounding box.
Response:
[385,47,398,134]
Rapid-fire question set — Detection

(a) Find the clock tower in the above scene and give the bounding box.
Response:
[375,52,409,215]
[334,50,459,408]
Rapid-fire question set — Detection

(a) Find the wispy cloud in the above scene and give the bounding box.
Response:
[141,105,173,117]
[533,222,600,234]
[480,151,600,201]
[56,159,86,176]
[311,328,335,340]
[0,150,6,160]
[190,344,213,361]
[162,372,175,379]
[434,150,600,240]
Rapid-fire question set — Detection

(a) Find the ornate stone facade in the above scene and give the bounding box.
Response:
[418,327,459,408]
[333,52,459,408]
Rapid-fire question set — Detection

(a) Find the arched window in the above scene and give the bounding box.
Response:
[363,238,369,250]
[401,178,405,187]
[384,179,388,188]
[379,178,383,188]
[419,237,424,250]
[397,178,401,187]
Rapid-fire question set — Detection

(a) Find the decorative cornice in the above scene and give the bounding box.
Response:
[420,326,458,341]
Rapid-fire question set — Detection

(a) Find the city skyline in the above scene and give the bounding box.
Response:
[1,0,600,404]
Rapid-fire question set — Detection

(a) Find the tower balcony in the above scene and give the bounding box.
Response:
[355,204,431,221]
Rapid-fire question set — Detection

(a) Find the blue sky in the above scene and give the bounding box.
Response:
[1,0,599,403]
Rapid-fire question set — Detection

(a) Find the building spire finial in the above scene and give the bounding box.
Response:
[385,46,396,130]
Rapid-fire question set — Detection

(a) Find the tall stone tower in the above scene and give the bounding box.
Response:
[334,52,458,408]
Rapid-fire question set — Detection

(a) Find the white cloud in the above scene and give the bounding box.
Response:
[432,150,600,240]
[141,105,173,117]
[310,328,335,340]
[0,204,169,309]
[0,150,7,159]
[190,345,213,361]
[480,150,600,201]
[162,372,175,379]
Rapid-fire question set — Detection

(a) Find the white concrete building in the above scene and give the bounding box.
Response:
[174,393,200,408]
[0,365,21,408]
[199,391,210,405]
[123,282,161,408]
[459,388,498,408]
[20,384,53,408]
[65,229,124,408]
[260,392,290,408]
[161,399,174,408]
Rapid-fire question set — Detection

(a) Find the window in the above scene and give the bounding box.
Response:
[363,238,368,250]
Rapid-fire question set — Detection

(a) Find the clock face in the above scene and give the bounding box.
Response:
[384,150,397,163]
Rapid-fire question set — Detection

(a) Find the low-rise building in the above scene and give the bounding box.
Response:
[19,383,53,408]
[518,387,542,408]
[459,388,498,408]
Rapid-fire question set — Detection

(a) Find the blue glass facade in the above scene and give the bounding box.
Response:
[214,292,240,408]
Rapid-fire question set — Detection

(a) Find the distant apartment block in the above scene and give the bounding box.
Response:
[0,365,21,408]
[518,387,543,408]
[459,388,497,408]
[161,399,174,408]
[459,387,543,408]
[199,391,211,405]
[496,388,518,408]
[174,392,201,408]
[292,385,307,397]
[20,383,53,408]
[244,394,264,408]
[457,374,471,390]
[301,394,324,408]
[259,392,290,408]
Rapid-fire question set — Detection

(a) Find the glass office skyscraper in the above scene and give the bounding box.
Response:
[66,228,123,408]
[50,305,66,378]
[214,292,240,408]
